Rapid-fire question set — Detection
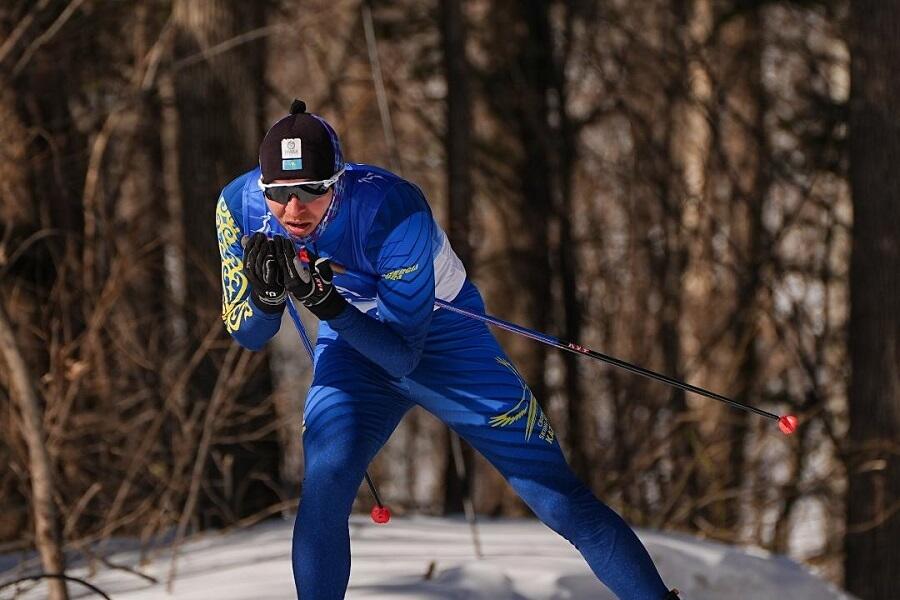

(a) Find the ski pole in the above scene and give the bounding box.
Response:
[331,264,799,436]
[365,472,391,524]
[244,235,392,523]
[434,299,798,434]
[286,294,391,524]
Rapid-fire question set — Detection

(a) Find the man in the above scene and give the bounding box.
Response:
[216,100,678,599]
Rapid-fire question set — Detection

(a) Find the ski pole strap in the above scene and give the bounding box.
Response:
[286,297,316,362]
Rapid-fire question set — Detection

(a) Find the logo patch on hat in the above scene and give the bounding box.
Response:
[282,159,303,170]
[281,138,302,159]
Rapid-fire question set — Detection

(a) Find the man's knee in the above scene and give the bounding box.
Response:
[531,491,578,533]
[303,449,365,493]
[516,480,603,536]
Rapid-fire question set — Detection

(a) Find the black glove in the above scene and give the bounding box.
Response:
[272,235,347,320]
[241,233,285,313]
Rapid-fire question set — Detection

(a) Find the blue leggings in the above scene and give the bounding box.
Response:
[292,308,668,600]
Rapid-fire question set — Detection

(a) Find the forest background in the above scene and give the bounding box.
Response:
[0,1,897,599]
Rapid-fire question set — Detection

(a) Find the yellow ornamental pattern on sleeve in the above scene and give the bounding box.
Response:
[216,196,254,333]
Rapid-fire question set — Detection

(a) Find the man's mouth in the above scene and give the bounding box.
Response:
[285,220,312,234]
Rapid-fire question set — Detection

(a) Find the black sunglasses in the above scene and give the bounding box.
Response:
[258,168,345,204]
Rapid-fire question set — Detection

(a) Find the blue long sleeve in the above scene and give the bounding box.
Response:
[216,176,282,351]
[326,182,435,377]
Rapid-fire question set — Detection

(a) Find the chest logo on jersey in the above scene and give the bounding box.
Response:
[383,264,419,281]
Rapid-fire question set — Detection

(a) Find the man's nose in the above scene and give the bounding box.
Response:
[284,196,306,213]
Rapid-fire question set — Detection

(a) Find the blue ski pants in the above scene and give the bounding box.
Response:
[292,297,668,600]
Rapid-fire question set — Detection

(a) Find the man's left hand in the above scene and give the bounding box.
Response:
[272,235,348,321]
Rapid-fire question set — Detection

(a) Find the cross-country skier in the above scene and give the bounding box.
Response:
[216,100,680,600]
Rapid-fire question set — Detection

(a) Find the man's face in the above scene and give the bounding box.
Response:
[265,180,334,238]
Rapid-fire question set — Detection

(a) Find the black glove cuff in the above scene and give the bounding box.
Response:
[302,288,348,321]
[251,289,286,314]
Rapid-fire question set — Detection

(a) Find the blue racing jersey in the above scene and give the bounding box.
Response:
[215,163,469,377]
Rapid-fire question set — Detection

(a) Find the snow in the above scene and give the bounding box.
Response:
[1,515,854,599]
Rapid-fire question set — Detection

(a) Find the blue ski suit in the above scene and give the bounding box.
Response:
[216,162,669,600]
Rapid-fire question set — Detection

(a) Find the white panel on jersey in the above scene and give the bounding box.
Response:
[433,228,467,305]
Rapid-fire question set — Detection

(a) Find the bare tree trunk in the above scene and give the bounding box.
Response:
[845,3,900,597]
[0,304,69,600]
[476,0,556,515]
[441,0,473,270]
[171,0,266,309]
[672,1,714,528]
[700,2,766,536]
[552,4,587,481]
[439,0,476,516]
[628,0,693,526]
[513,1,553,406]
[168,0,281,521]
[0,86,30,228]
[158,68,190,407]
[481,0,552,402]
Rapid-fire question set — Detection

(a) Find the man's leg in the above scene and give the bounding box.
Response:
[293,339,412,599]
[407,314,670,600]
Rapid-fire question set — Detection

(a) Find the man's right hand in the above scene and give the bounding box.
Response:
[242,233,286,313]
[272,235,348,321]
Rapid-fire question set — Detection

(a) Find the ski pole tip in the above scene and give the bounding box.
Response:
[778,414,798,435]
[371,505,391,524]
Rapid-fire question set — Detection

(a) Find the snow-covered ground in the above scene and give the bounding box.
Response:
[1,515,853,599]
